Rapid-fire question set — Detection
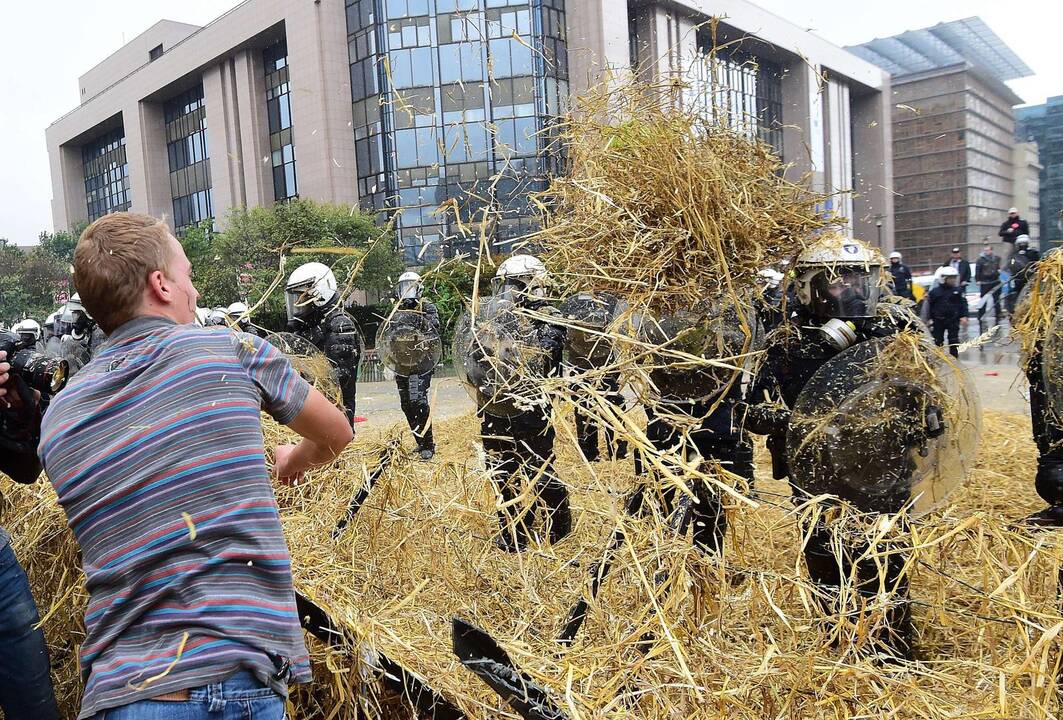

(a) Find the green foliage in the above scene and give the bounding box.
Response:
[181,199,403,332]
[420,254,499,345]
[0,237,71,324]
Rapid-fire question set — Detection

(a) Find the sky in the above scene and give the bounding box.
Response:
[1,0,1059,246]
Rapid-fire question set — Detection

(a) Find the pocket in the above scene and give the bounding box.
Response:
[247,695,286,720]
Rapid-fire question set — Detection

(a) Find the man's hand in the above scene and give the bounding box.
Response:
[273,444,305,485]
[0,351,41,410]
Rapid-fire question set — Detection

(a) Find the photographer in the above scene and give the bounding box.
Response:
[0,351,61,720]
[39,213,354,720]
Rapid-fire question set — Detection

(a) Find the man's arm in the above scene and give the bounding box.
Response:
[274,386,354,482]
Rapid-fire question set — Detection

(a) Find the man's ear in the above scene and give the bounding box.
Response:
[146,269,170,304]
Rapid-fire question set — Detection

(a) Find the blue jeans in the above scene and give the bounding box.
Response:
[0,542,60,720]
[94,672,286,720]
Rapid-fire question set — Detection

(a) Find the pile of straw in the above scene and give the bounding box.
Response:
[529,81,832,313]
[7,405,1061,719]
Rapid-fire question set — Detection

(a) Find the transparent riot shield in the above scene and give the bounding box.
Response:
[1044,303,1063,424]
[558,293,626,370]
[634,300,757,406]
[377,309,442,378]
[452,296,552,418]
[265,331,342,404]
[786,336,981,515]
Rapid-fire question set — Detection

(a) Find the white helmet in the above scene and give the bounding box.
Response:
[1016,234,1031,248]
[889,251,902,261]
[757,268,784,290]
[194,307,211,326]
[396,271,422,301]
[493,254,548,300]
[207,308,228,326]
[14,319,42,343]
[44,312,57,330]
[227,301,250,318]
[939,265,960,282]
[794,235,882,319]
[285,262,338,320]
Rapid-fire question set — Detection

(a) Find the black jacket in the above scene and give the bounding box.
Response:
[293,302,362,422]
[927,284,968,323]
[940,258,972,285]
[397,298,441,334]
[888,262,914,299]
[999,217,1030,244]
[975,253,1001,283]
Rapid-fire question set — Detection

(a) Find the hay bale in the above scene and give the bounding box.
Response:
[6,407,1061,720]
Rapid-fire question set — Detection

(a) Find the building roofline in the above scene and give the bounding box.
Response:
[77,19,203,86]
[50,0,259,129]
[891,62,1024,106]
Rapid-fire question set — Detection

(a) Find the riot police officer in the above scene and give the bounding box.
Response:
[12,319,44,352]
[60,293,107,375]
[745,235,924,660]
[226,301,264,337]
[392,271,440,460]
[285,262,362,427]
[43,313,62,355]
[473,255,571,552]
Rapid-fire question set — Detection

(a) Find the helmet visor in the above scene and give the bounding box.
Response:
[397,279,420,300]
[809,267,880,319]
[285,285,317,320]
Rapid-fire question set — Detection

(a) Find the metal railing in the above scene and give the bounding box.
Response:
[358,349,457,383]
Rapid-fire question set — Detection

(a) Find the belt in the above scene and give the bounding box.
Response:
[152,689,191,701]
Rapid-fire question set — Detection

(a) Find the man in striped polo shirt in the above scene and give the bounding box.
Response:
[39,213,354,720]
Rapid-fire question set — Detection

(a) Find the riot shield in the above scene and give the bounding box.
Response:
[634,301,757,405]
[558,293,625,369]
[265,331,342,404]
[1044,303,1063,423]
[377,309,442,377]
[786,336,981,515]
[452,296,552,418]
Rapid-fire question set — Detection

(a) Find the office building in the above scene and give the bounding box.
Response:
[1017,96,1063,251]
[849,17,1033,270]
[47,0,893,265]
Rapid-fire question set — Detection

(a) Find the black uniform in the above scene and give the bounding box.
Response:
[888,261,915,300]
[926,283,967,357]
[641,381,754,555]
[480,299,571,551]
[745,306,920,658]
[394,298,440,453]
[290,301,362,425]
[572,366,627,462]
[1007,247,1042,315]
[1026,341,1063,518]
[975,252,1003,325]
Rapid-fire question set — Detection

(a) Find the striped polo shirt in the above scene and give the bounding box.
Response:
[39,316,312,719]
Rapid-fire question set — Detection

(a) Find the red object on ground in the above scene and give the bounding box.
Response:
[354,416,368,423]
[984,371,999,377]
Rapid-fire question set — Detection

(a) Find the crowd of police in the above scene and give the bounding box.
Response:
[2,231,1060,669]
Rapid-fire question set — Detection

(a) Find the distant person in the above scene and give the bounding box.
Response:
[886,251,914,300]
[1006,235,1042,316]
[974,244,1003,327]
[998,207,1030,251]
[941,246,972,285]
[926,265,968,357]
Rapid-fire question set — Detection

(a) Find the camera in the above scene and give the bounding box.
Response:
[0,331,68,396]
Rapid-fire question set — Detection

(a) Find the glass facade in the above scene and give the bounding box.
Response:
[83,128,131,221]
[1017,97,1063,250]
[687,31,784,159]
[345,0,569,264]
[265,39,298,202]
[164,84,213,233]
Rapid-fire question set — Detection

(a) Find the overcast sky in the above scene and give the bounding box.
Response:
[1,0,1058,245]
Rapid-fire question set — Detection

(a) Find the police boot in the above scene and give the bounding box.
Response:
[1022,461,1063,528]
[539,480,572,545]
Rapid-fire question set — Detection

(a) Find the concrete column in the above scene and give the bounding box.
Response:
[284,0,359,206]
[781,61,825,193]
[825,77,853,232]
[50,144,87,231]
[564,0,631,101]
[851,83,894,252]
[204,59,247,221]
[123,102,172,224]
[232,49,272,208]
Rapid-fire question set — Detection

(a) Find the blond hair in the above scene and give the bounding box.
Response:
[74,213,175,334]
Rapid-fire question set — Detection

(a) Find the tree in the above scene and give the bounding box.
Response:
[180,199,403,332]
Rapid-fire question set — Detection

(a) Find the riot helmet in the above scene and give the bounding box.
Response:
[285,262,338,320]
[13,319,42,345]
[492,255,547,304]
[794,236,882,320]
[939,265,960,287]
[396,271,422,301]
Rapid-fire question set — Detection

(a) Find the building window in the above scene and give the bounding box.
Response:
[82,128,131,222]
[264,39,298,202]
[345,0,568,263]
[149,44,164,62]
[689,30,785,160]
[164,84,213,234]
